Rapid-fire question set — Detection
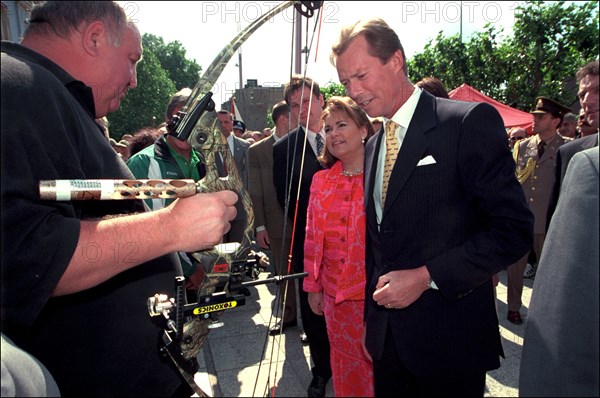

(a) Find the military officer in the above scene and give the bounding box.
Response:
[506,97,571,324]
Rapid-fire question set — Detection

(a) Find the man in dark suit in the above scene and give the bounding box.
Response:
[248,101,297,328]
[547,60,599,226]
[272,76,331,397]
[331,18,534,396]
[217,110,251,244]
[519,146,599,397]
[217,110,250,190]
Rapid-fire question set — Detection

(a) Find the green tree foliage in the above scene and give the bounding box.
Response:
[266,108,275,129]
[505,1,598,109]
[407,1,599,111]
[143,34,201,90]
[107,49,175,139]
[321,81,347,101]
[107,34,203,138]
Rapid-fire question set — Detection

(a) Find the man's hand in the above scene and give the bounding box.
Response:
[57,190,238,296]
[256,229,270,249]
[373,266,430,309]
[165,190,238,252]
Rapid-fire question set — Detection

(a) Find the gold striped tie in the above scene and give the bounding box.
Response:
[382,120,399,207]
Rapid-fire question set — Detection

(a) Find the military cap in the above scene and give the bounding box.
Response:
[232,120,246,132]
[530,97,571,118]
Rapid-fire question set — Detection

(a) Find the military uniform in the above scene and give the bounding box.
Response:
[506,97,571,324]
[514,133,569,234]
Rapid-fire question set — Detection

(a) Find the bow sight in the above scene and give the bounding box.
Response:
[147,248,307,395]
[148,249,274,328]
[167,91,215,143]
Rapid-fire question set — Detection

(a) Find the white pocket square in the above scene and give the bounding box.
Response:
[417,155,436,166]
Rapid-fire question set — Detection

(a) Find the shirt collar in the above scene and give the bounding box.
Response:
[272,127,281,142]
[534,132,561,146]
[385,86,422,130]
[2,41,96,118]
[306,127,320,137]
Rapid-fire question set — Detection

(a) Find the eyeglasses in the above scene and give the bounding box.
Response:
[510,137,526,141]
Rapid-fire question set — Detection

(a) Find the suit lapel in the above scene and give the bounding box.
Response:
[233,136,241,163]
[365,133,378,208]
[581,133,599,150]
[365,133,380,235]
[382,93,437,216]
[292,127,320,172]
[527,138,538,160]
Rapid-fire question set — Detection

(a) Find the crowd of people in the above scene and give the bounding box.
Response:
[105,113,271,163]
[1,2,598,397]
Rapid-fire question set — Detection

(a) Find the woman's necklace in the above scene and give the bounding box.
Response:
[341,167,363,177]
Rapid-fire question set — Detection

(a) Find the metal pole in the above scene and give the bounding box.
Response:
[460,1,463,42]
[295,8,302,74]
[238,51,243,89]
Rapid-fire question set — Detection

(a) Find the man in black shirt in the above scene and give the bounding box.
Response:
[1,2,237,396]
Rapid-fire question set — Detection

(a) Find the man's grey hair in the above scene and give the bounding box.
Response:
[562,112,577,124]
[24,1,129,46]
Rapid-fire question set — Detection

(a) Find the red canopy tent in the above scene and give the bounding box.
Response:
[448,83,533,133]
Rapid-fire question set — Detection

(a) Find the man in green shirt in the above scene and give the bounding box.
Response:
[127,88,206,279]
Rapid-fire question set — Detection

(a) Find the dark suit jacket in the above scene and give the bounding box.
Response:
[520,146,599,397]
[546,133,598,228]
[248,134,290,240]
[273,126,324,272]
[232,135,250,190]
[364,90,534,376]
[222,135,251,244]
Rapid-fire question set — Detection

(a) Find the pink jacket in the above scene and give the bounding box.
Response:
[304,161,367,303]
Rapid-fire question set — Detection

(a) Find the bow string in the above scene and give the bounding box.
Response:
[169,2,324,396]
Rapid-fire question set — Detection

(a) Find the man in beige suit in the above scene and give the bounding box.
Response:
[507,97,571,324]
[248,101,299,333]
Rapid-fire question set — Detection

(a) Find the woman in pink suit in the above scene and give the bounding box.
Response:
[304,96,376,397]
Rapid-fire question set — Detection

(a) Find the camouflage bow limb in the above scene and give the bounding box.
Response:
[174,0,302,386]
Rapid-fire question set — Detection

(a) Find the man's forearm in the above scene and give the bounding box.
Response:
[53,209,177,296]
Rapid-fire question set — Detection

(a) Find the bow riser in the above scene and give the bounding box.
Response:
[182,3,300,272]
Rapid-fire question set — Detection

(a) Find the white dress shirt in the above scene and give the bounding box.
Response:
[375,86,422,225]
[227,133,235,154]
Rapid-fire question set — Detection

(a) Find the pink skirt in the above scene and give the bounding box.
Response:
[323,293,374,397]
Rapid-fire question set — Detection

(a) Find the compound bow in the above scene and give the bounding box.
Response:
[39,1,324,396]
